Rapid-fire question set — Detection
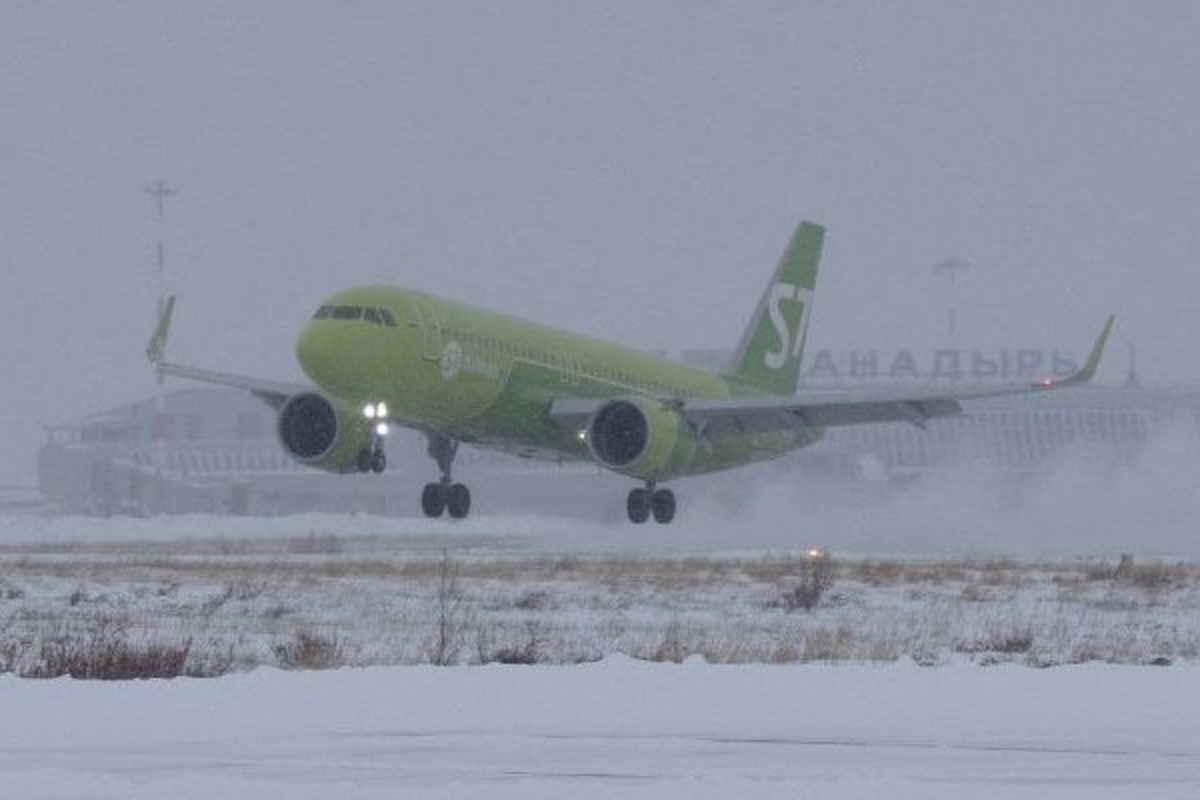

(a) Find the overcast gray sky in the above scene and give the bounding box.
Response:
[2,1,1198,484]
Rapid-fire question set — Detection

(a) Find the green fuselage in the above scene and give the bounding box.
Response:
[297,286,822,479]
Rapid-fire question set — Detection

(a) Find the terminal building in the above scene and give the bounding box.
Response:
[37,388,617,518]
[36,374,1200,518]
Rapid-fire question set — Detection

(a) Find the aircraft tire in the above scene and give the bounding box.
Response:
[356,449,373,473]
[627,488,651,524]
[446,483,471,519]
[370,449,387,474]
[651,489,676,524]
[421,482,446,518]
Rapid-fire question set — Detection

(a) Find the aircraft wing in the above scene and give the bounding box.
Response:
[146,296,312,408]
[550,315,1115,436]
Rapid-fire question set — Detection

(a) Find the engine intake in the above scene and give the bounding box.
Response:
[589,400,649,467]
[587,398,697,480]
[277,392,372,473]
[278,393,338,461]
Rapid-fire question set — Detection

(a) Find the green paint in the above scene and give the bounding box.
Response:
[296,224,829,480]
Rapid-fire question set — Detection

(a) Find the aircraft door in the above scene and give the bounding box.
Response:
[412,301,444,362]
[560,353,581,386]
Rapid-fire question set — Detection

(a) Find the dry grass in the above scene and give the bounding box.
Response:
[12,615,192,680]
[274,630,344,670]
[3,539,1200,677]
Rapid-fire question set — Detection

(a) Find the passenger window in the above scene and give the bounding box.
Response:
[312,306,333,319]
[379,308,398,327]
[364,307,382,325]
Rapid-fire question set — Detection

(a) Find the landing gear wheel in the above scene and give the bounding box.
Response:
[356,448,373,473]
[446,483,471,519]
[370,449,387,474]
[422,434,471,519]
[421,482,446,518]
[651,489,676,524]
[627,488,651,524]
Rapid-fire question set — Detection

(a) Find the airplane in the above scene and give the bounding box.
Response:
[147,222,1114,523]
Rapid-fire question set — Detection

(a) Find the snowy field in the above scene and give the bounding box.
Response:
[5,445,1200,797]
[4,658,1200,798]
[2,510,1200,673]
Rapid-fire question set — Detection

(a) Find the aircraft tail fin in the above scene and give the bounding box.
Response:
[725,222,824,395]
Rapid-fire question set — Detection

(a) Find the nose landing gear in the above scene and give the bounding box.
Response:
[357,403,390,474]
[356,446,387,474]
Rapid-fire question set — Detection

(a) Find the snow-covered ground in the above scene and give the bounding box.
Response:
[2,512,1199,673]
[5,440,1200,797]
[3,658,1199,799]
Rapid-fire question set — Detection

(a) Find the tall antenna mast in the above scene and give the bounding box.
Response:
[931,256,971,340]
[145,179,177,318]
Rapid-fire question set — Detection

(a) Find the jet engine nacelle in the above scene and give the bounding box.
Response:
[586,398,697,481]
[276,392,373,474]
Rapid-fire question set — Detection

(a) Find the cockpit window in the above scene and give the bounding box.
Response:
[313,304,397,326]
[331,305,364,320]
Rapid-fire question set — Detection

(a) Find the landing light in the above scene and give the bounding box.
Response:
[375,422,390,437]
[577,430,588,443]
[807,548,825,560]
[363,402,389,420]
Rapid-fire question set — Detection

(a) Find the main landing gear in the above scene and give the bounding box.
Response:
[421,434,471,519]
[627,483,676,525]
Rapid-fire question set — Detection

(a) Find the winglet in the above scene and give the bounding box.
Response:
[1049,314,1115,388]
[146,295,176,364]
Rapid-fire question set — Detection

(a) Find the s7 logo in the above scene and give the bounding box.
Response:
[763,282,813,370]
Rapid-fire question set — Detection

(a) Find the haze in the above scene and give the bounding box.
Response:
[2,2,1198,486]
